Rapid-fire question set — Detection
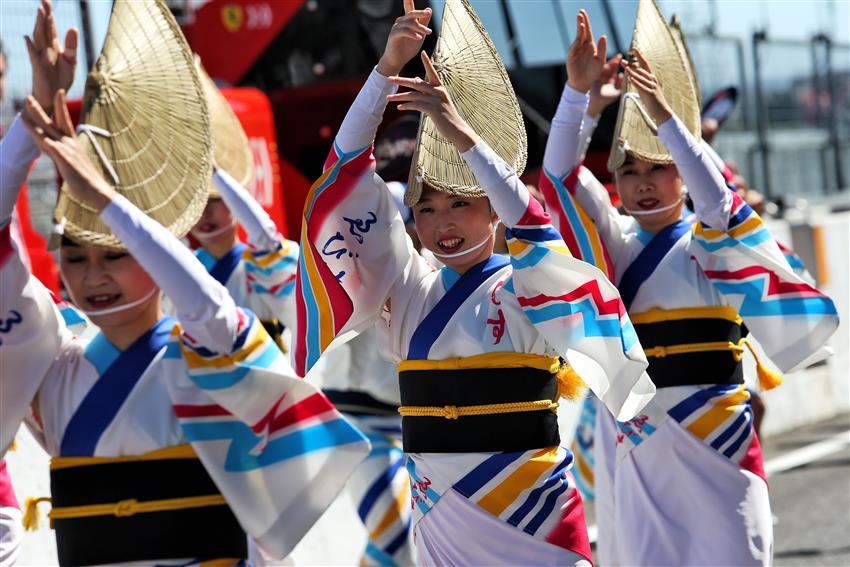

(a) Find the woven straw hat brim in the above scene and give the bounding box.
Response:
[55,0,212,251]
[607,0,701,172]
[198,59,254,196]
[404,0,527,207]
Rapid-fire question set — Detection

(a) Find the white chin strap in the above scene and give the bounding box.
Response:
[623,196,685,217]
[81,286,159,317]
[431,232,493,260]
[193,220,237,240]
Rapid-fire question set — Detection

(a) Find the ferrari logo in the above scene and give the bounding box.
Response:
[221,5,244,33]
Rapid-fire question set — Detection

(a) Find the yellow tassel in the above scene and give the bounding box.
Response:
[8,439,17,452]
[740,338,784,391]
[556,360,587,400]
[22,497,51,531]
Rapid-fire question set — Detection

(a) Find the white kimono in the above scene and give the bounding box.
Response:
[541,84,839,566]
[0,117,370,565]
[294,69,654,565]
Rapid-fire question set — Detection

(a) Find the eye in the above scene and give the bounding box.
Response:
[451,200,469,208]
[63,256,85,264]
[620,169,636,176]
[416,206,434,214]
[651,164,667,172]
[105,252,129,261]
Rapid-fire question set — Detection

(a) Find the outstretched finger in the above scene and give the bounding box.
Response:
[64,28,79,62]
[403,0,415,14]
[22,96,62,142]
[596,35,607,62]
[45,0,59,49]
[582,10,595,44]
[632,48,653,73]
[32,5,45,49]
[421,51,442,86]
[387,75,437,94]
[387,91,432,105]
[53,90,75,138]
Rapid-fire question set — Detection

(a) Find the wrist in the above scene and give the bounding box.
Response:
[376,57,403,78]
[90,183,118,213]
[566,79,590,95]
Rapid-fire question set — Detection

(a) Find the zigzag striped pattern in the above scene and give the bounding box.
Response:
[538,166,615,280]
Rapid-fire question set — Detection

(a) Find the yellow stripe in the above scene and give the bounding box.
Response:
[198,560,242,567]
[696,216,763,240]
[477,447,558,517]
[507,239,530,257]
[51,444,196,470]
[302,234,335,351]
[630,306,742,325]
[546,243,572,256]
[398,353,559,373]
[578,204,604,267]
[247,247,288,268]
[573,450,595,487]
[49,494,227,521]
[369,479,410,541]
[179,325,268,370]
[812,225,829,286]
[686,385,750,440]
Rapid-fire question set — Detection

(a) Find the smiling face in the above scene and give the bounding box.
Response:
[191,197,237,247]
[60,240,161,346]
[615,156,685,233]
[412,185,498,274]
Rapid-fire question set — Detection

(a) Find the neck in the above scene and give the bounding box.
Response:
[634,204,684,234]
[99,307,164,351]
[203,234,240,260]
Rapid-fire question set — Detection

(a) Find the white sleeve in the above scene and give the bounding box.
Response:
[657,115,733,230]
[0,116,41,228]
[576,113,599,163]
[542,84,589,179]
[213,169,279,251]
[100,195,240,354]
[334,68,398,154]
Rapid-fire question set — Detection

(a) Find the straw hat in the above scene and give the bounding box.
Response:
[607,0,701,171]
[54,0,212,250]
[198,58,255,196]
[403,0,527,207]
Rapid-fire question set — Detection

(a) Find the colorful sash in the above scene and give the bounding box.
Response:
[209,243,248,286]
[60,317,177,456]
[618,220,692,310]
[407,255,509,360]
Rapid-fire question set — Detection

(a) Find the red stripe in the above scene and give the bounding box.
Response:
[173,404,232,418]
[267,274,297,294]
[0,224,12,269]
[517,279,626,317]
[254,392,335,435]
[703,265,819,296]
[516,191,551,227]
[539,173,582,259]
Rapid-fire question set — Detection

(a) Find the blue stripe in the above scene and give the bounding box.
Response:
[83,332,121,376]
[712,281,838,317]
[180,417,366,472]
[299,251,322,372]
[711,410,748,450]
[365,540,402,567]
[522,299,624,341]
[727,202,754,229]
[667,384,741,423]
[723,409,753,458]
[61,317,177,456]
[59,306,87,328]
[252,279,296,297]
[358,456,406,522]
[618,220,691,310]
[407,255,509,359]
[523,476,571,536]
[508,243,550,270]
[453,451,525,498]
[695,228,771,252]
[406,459,441,514]
[194,248,217,272]
[506,226,562,244]
[384,519,411,555]
[244,255,298,276]
[209,243,248,286]
[544,167,595,262]
[188,341,280,390]
[440,266,461,291]
[507,452,572,527]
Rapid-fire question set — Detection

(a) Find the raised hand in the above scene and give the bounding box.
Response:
[21,91,116,212]
[566,10,607,94]
[622,48,673,125]
[386,51,479,153]
[25,0,79,115]
[377,0,433,77]
[588,53,623,117]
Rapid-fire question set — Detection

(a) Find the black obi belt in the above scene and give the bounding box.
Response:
[398,354,568,453]
[631,306,748,389]
[48,445,246,566]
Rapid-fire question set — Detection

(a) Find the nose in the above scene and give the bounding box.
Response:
[83,257,111,287]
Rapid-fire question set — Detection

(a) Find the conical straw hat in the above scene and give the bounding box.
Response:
[54,0,212,250]
[198,59,255,195]
[607,0,701,171]
[404,0,527,207]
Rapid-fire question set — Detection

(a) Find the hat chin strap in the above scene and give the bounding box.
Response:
[623,196,684,217]
[77,124,121,185]
[80,286,158,317]
[193,219,237,240]
[431,232,493,260]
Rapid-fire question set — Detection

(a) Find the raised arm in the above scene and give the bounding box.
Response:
[624,49,732,230]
